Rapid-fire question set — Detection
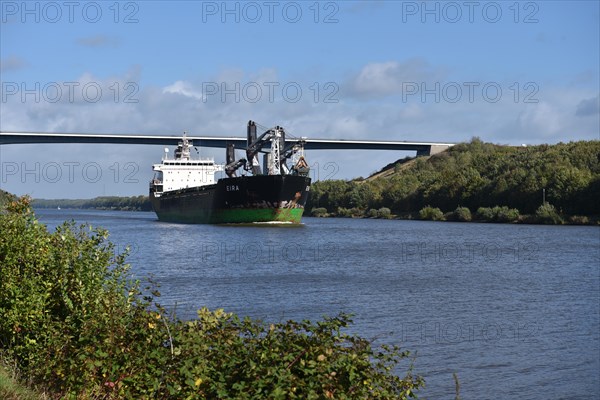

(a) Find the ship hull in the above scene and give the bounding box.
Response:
[150,175,311,224]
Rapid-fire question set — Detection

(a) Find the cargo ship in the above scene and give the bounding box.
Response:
[149,121,311,224]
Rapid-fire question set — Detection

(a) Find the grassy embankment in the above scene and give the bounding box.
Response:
[0,366,43,400]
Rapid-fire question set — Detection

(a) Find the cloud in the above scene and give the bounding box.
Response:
[0,56,27,72]
[163,80,203,100]
[575,95,599,117]
[516,102,563,136]
[76,35,120,48]
[344,59,447,99]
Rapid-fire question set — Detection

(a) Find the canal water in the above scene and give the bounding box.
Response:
[35,209,600,399]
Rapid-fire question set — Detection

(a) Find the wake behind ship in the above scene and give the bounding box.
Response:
[149,121,311,224]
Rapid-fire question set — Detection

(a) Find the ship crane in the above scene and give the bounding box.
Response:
[224,120,309,178]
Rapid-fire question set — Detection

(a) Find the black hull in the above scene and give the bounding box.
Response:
[150,175,311,224]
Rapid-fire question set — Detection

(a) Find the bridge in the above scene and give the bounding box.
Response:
[0,132,454,156]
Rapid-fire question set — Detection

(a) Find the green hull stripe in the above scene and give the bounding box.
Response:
[156,208,305,224]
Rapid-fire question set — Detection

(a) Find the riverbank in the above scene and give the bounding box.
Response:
[307,139,600,220]
[309,204,599,225]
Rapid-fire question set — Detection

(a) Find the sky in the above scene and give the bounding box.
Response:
[0,0,599,199]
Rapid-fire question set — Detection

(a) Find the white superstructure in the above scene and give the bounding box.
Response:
[151,133,223,195]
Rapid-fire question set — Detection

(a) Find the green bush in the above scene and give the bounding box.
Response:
[452,207,472,222]
[493,206,520,223]
[569,215,589,225]
[419,206,445,221]
[476,206,519,222]
[310,207,328,217]
[476,207,494,221]
[349,207,364,217]
[337,207,352,217]
[366,208,392,219]
[0,197,424,399]
[535,202,563,224]
[377,207,392,219]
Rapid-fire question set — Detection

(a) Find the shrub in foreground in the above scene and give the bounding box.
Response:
[0,197,423,399]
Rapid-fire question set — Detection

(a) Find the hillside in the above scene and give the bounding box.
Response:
[306,138,600,217]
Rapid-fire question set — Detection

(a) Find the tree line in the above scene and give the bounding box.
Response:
[32,195,152,211]
[307,139,600,218]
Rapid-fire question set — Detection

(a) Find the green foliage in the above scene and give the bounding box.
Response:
[310,207,328,217]
[32,195,152,211]
[451,207,472,222]
[306,140,600,218]
[365,207,392,219]
[377,207,392,219]
[336,207,352,217]
[367,208,379,218]
[535,202,563,224]
[568,215,589,225]
[419,206,445,221]
[336,207,364,218]
[0,190,17,210]
[0,197,423,399]
[476,207,495,221]
[366,208,392,219]
[0,196,151,396]
[494,206,520,223]
[475,206,520,223]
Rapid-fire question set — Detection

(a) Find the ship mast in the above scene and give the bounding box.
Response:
[268,127,282,175]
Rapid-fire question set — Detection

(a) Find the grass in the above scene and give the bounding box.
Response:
[0,366,42,400]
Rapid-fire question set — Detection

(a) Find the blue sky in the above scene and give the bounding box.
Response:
[1,0,599,198]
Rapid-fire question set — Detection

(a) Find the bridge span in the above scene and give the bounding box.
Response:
[0,132,454,156]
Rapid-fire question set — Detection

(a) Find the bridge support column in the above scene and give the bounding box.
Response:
[417,144,451,156]
[416,148,430,157]
[429,144,451,155]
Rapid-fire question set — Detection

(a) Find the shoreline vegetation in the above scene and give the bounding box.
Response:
[309,203,596,225]
[307,139,600,225]
[31,195,152,212]
[0,197,425,399]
